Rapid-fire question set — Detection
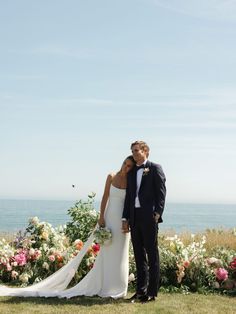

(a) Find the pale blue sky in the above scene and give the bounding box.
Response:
[1,0,236,203]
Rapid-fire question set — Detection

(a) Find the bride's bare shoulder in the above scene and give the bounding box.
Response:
[107,172,116,180]
[104,173,116,189]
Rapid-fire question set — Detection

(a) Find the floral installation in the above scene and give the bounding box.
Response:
[0,195,100,287]
[159,231,236,294]
[0,195,235,295]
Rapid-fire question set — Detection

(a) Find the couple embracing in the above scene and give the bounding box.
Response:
[0,140,166,303]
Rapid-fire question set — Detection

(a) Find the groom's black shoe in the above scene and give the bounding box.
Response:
[140,295,156,303]
[128,293,144,303]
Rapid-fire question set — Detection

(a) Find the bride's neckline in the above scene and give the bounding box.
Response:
[111,184,126,191]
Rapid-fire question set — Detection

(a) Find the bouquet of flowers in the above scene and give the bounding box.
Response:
[93,226,112,246]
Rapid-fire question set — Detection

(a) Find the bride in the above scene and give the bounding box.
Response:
[0,156,135,299]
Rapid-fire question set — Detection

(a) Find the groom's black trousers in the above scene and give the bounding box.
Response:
[130,207,160,297]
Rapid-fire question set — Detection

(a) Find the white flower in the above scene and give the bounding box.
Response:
[89,256,95,264]
[29,216,39,225]
[207,257,221,266]
[42,262,49,270]
[58,225,64,233]
[212,281,220,289]
[19,273,30,283]
[86,258,91,266]
[201,235,206,244]
[11,270,19,279]
[29,248,35,256]
[74,239,83,245]
[142,167,150,176]
[128,273,135,283]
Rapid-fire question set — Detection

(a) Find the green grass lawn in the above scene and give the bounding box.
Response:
[0,293,235,314]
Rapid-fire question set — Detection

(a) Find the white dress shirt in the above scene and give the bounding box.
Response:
[135,159,147,207]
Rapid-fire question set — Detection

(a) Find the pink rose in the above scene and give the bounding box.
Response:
[48,255,55,262]
[14,252,27,266]
[215,268,228,281]
[229,257,236,270]
[92,243,100,254]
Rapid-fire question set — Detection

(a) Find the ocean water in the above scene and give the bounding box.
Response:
[0,199,235,234]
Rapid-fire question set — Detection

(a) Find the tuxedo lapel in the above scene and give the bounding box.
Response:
[139,160,151,192]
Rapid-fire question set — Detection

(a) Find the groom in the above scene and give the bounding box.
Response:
[122,140,166,303]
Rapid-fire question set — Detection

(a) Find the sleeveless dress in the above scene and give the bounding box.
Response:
[0,185,130,299]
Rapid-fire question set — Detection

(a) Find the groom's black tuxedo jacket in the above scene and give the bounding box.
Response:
[122,160,166,225]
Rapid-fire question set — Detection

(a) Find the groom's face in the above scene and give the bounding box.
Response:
[131,144,147,164]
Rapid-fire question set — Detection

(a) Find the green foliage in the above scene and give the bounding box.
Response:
[65,192,99,243]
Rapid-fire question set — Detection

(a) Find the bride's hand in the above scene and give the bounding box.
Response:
[98,216,105,227]
[122,221,130,233]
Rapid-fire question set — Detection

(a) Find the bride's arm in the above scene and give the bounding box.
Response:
[98,173,113,227]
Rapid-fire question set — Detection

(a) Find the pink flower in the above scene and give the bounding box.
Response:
[11,270,19,279]
[229,257,236,270]
[14,252,27,266]
[183,260,190,268]
[6,263,12,271]
[92,243,100,254]
[74,239,83,250]
[48,255,55,262]
[28,249,41,261]
[215,268,228,281]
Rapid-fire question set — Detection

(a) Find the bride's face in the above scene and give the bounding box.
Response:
[121,159,134,174]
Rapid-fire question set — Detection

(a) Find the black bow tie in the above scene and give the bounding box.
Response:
[136,164,145,171]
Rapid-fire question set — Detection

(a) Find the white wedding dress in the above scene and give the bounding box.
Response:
[0,185,130,299]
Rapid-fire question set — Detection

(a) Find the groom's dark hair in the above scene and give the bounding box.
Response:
[131,140,150,155]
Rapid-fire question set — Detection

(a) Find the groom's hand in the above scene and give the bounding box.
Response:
[153,212,160,223]
[122,221,130,233]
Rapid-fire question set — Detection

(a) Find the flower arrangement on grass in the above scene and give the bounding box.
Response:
[0,195,236,295]
[0,194,100,287]
[159,231,236,294]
